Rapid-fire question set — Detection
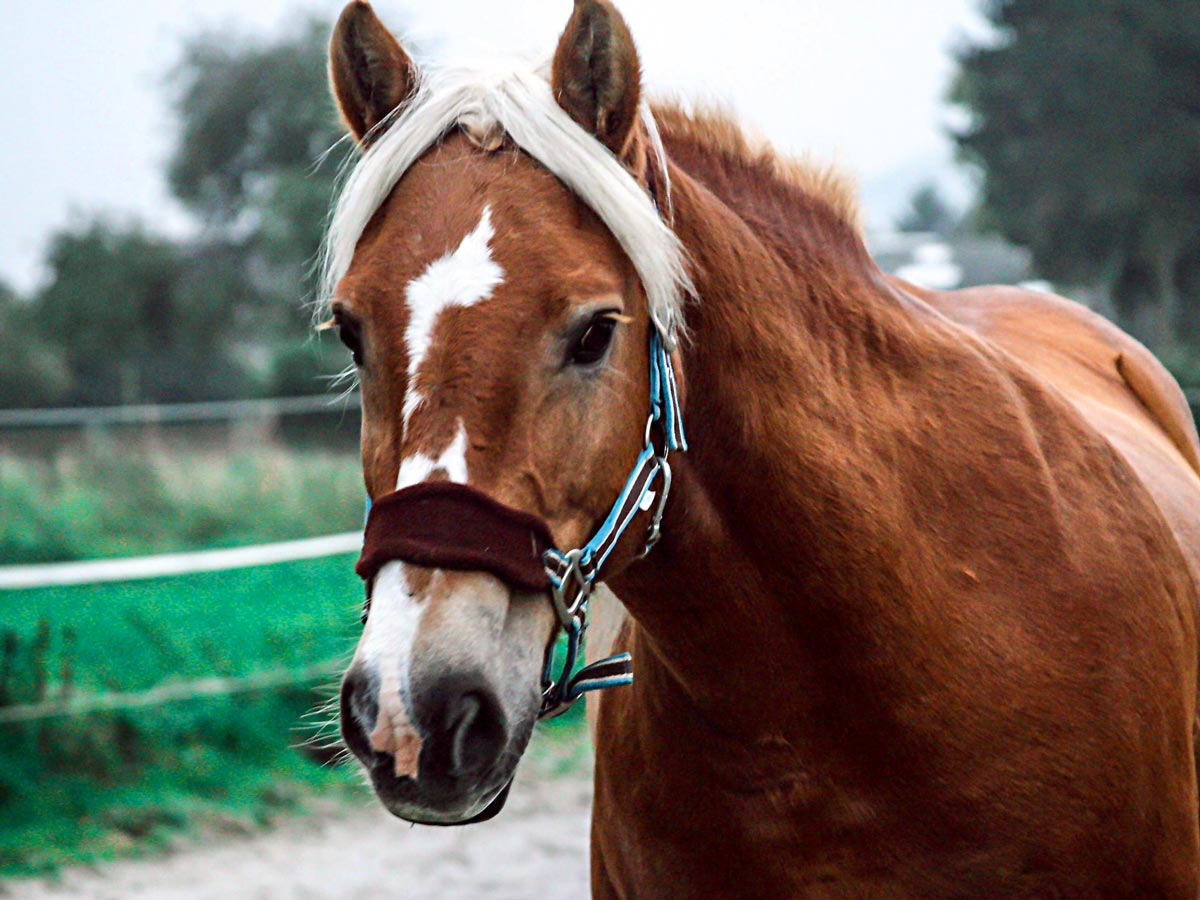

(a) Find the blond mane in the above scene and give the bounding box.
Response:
[320,62,693,345]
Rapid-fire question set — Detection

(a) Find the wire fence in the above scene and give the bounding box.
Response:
[0,657,343,725]
[0,531,360,725]
[0,387,1193,427]
[0,393,360,429]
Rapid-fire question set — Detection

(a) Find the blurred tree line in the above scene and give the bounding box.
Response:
[0,18,354,408]
[954,0,1200,373]
[3,3,1196,409]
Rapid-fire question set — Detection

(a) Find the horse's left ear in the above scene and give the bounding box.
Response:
[551,0,643,161]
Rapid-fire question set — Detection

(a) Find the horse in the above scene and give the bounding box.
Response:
[323,1,1200,896]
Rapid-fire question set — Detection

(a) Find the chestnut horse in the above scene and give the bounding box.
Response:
[325,1,1200,896]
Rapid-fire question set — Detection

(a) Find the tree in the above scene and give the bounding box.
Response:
[167,19,347,301]
[165,17,371,393]
[32,218,248,405]
[0,281,70,409]
[10,15,405,409]
[952,0,1200,348]
[897,184,961,236]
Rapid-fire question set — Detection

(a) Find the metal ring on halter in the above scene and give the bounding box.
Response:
[545,547,593,629]
[540,617,582,717]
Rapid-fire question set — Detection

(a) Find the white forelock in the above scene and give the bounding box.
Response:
[320,61,692,345]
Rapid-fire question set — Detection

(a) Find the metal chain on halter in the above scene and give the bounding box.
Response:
[537,331,686,718]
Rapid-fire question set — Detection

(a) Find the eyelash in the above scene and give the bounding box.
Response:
[332,310,364,367]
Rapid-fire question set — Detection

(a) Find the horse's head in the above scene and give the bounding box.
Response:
[326,0,689,824]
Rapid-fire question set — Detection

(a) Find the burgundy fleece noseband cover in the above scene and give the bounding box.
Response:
[356,482,556,594]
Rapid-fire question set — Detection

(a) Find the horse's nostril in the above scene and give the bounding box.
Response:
[350,681,378,735]
[423,681,507,779]
[447,690,505,777]
[339,666,380,765]
[448,693,482,776]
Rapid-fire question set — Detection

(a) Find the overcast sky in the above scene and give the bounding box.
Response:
[1,0,989,293]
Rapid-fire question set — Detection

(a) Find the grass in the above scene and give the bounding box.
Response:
[0,447,365,564]
[0,551,588,877]
[0,553,364,875]
[0,444,588,877]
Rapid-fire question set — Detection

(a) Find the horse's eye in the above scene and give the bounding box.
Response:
[335,311,364,367]
[568,314,618,367]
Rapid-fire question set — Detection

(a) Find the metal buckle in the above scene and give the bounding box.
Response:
[544,548,593,629]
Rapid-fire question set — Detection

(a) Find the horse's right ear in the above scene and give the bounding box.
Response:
[551,0,642,160]
[329,1,419,146]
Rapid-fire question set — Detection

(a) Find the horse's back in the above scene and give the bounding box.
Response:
[911,282,1200,588]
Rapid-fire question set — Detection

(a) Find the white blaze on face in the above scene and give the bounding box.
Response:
[358,209,501,777]
[361,561,424,777]
[361,424,474,778]
[396,421,469,488]
[402,205,504,428]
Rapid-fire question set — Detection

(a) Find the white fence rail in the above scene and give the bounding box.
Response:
[0,532,361,590]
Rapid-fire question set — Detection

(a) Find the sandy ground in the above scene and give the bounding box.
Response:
[3,738,594,900]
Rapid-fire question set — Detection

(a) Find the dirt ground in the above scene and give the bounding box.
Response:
[3,736,594,900]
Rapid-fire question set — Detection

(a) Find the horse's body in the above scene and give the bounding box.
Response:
[324,3,1200,896]
[587,107,1200,898]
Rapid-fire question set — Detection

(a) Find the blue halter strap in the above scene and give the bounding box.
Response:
[538,329,686,717]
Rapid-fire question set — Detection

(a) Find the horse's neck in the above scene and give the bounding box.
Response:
[595,175,948,890]
[609,171,941,737]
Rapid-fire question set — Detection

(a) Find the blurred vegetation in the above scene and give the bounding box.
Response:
[0,556,361,875]
[0,447,363,565]
[0,17,353,409]
[953,0,1200,355]
[0,555,585,875]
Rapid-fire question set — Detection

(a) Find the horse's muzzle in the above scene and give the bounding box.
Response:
[339,662,522,824]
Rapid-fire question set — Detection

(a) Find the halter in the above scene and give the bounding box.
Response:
[355,329,686,720]
[537,330,685,716]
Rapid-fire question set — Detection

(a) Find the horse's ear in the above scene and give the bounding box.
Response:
[551,0,643,160]
[329,1,419,146]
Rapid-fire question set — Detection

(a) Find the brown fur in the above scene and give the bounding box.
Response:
[588,111,1200,899]
[652,100,863,233]
[328,3,1200,896]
